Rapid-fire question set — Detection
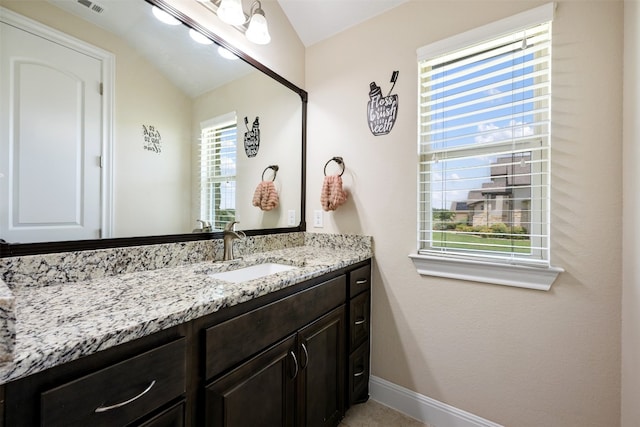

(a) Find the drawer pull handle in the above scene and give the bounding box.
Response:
[301,343,309,369]
[356,279,368,285]
[353,369,365,377]
[94,380,156,413]
[354,318,366,326]
[290,351,299,379]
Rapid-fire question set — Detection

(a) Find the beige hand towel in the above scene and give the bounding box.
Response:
[320,175,348,211]
[252,181,280,211]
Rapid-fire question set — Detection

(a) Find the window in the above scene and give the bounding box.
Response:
[411,3,563,290]
[199,113,237,230]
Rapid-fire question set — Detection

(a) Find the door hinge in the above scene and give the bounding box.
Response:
[99,155,104,168]
[98,228,102,239]
[99,82,103,95]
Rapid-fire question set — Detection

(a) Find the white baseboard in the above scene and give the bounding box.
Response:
[369,375,504,427]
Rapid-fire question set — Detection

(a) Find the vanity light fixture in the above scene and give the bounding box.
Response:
[217,0,246,26]
[198,0,271,45]
[245,1,270,45]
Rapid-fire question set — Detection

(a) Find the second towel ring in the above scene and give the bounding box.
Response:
[324,157,345,177]
[262,165,279,181]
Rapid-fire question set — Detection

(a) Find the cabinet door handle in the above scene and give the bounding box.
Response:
[356,279,368,285]
[353,369,365,377]
[94,380,156,413]
[301,343,309,369]
[290,351,299,379]
[354,318,366,326]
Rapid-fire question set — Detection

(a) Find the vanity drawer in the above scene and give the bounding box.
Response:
[348,342,370,405]
[349,291,370,351]
[349,265,371,298]
[40,338,186,427]
[205,275,346,379]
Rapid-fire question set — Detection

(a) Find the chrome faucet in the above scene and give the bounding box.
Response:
[194,219,212,233]
[223,221,246,261]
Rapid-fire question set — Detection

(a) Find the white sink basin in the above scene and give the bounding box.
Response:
[209,263,297,283]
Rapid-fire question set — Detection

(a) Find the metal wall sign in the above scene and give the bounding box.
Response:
[244,116,260,157]
[367,71,399,136]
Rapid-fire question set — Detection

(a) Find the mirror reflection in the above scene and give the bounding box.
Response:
[0,0,303,245]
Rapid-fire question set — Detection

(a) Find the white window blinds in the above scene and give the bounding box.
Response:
[200,113,237,230]
[417,5,553,267]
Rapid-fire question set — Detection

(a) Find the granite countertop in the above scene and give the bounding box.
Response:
[0,244,371,385]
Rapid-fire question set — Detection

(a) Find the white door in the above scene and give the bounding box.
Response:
[0,19,104,243]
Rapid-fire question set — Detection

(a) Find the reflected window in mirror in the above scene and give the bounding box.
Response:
[199,113,237,231]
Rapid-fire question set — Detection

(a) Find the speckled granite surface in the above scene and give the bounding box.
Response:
[0,281,15,363]
[0,232,371,385]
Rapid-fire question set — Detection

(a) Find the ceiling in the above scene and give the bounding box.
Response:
[276,0,410,47]
[48,0,255,97]
[43,0,409,96]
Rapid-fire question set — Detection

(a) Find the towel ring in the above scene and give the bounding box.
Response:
[323,157,345,177]
[262,165,279,181]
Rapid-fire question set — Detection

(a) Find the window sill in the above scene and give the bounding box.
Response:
[408,253,563,291]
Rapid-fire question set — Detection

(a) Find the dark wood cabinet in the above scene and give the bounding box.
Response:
[297,307,345,427]
[40,338,186,427]
[205,335,297,427]
[346,264,371,405]
[203,276,347,427]
[1,260,371,427]
[205,305,346,427]
[137,400,186,427]
[3,325,188,427]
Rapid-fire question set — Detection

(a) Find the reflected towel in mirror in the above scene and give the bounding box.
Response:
[252,181,280,211]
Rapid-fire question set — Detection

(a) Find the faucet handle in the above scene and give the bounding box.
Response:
[224,221,239,232]
[196,219,212,232]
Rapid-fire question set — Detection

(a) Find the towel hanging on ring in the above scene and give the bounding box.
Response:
[321,157,348,211]
[253,165,280,211]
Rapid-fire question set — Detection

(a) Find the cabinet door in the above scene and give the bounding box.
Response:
[205,335,296,427]
[297,306,346,427]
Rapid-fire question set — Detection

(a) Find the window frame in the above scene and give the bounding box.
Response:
[410,3,563,291]
[199,112,237,231]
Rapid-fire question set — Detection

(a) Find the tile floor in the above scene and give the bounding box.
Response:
[339,400,432,427]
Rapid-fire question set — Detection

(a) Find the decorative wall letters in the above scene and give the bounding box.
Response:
[142,124,162,154]
[244,116,260,157]
[367,71,399,136]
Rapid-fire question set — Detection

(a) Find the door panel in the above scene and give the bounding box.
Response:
[0,20,103,243]
[298,306,346,427]
[205,335,296,427]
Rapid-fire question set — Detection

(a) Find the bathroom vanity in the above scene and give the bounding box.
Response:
[0,233,372,426]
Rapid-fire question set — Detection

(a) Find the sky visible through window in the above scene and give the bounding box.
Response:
[428,46,535,211]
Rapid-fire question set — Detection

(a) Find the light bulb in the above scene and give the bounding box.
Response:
[217,0,246,26]
[246,10,270,44]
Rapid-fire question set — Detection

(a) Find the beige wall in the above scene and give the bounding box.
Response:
[622,1,639,425]
[306,1,623,426]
